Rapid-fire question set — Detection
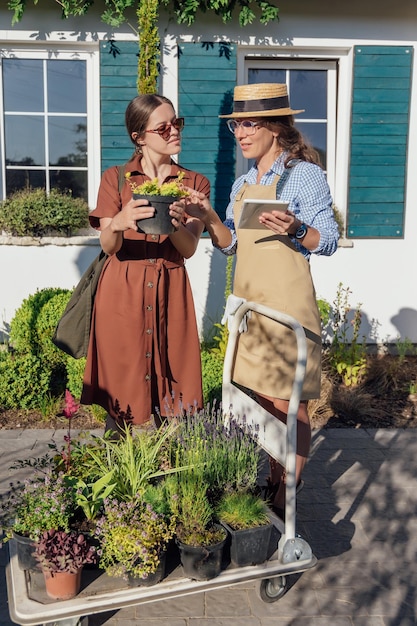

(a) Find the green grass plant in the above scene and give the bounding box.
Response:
[216,491,270,530]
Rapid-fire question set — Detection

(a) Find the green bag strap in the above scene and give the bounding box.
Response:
[117,163,127,194]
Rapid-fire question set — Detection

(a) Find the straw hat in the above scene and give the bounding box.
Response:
[219,83,304,118]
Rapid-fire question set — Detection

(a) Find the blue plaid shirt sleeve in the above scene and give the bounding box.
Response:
[279,161,339,258]
[215,155,339,260]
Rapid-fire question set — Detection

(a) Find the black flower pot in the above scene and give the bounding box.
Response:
[221,521,273,568]
[127,550,167,587]
[12,531,41,572]
[176,526,227,581]
[133,194,177,235]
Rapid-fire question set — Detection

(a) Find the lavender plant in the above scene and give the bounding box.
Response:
[168,404,260,499]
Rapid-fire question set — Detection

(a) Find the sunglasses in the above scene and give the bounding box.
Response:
[145,117,185,141]
[226,119,262,135]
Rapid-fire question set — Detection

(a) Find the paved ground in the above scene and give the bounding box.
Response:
[1,426,417,626]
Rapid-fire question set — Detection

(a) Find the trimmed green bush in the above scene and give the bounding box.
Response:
[1,288,69,412]
[0,351,63,410]
[36,291,72,364]
[9,288,68,355]
[201,349,223,406]
[0,187,89,237]
[66,356,87,399]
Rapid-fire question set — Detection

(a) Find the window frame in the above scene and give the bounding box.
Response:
[0,45,101,206]
[237,46,353,236]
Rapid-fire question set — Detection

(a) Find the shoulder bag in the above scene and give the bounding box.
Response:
[52,164,126,359]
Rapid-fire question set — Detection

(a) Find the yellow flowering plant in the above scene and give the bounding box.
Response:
[95,496,176,580]
[125,171,189,197]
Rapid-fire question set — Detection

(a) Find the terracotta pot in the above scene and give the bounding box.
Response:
[133,194,177,234]
[43,568,82,601]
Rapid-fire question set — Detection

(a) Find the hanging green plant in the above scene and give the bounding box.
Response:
[137,0,160,94]
[8,1,281,96]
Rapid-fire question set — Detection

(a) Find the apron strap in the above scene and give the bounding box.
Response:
[276,158,301,199]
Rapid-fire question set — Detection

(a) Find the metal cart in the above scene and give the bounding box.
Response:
[6,301,316,626]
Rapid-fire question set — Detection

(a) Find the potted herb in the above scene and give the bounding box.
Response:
[94,494,175,586]
[216,491,273,567]
[1,470,76,572]
[166,471,227,582]
[168,405,261,503]
[163,406,264,579]
[126,171,189,235]
[34,529,97,600]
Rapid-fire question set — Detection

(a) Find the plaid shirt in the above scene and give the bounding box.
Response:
[219,152,339,260]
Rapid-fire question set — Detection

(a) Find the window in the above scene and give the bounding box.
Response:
[241,58,338,192]
[0,49,99,204]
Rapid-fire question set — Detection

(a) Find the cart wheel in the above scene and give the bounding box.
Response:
[258,576,287,603]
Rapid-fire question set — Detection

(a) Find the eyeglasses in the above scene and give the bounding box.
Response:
[226,119,262,135]
[145,117,185,141]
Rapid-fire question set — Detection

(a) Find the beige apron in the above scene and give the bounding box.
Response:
[232,177,322,400]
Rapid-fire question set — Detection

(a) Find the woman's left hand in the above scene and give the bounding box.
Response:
[169,200,186,230]
[258,210,298,235]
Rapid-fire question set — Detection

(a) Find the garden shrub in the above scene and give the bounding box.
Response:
[36,291,72,364]
[201,349,223,405]
[0,351,62,410]
[66,356,87,399]
[9,288,68,355]
[0,187,89,237]
[2,288,70,412]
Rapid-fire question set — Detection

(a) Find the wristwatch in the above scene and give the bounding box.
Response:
[294,223,308,240]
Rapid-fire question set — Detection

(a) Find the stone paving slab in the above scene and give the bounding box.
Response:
[1,427,417,625]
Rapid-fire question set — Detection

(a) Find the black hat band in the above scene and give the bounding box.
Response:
[234,95,290,113]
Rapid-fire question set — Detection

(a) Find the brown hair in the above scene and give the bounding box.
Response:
[125,94,175,145]
[265,116,322,168]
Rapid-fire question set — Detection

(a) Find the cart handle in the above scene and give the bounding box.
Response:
[222,301,307,541]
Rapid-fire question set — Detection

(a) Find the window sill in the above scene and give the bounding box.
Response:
[338,238,353,248]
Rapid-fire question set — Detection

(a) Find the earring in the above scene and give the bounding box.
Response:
[135,144,142,155]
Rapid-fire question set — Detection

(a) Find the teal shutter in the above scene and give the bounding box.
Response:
[100,41,139,172]
[178,42,237,220]
[347,45,412,238]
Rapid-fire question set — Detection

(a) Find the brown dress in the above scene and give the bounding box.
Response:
[231,178,322,401]
[81,157,210,425]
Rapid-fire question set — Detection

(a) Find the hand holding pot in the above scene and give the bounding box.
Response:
[111,197,155,233]
[169,199,186,230]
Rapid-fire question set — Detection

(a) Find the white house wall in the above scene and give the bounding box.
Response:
[1,1,417,344]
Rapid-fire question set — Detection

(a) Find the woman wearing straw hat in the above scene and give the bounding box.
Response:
[184,83,339,517]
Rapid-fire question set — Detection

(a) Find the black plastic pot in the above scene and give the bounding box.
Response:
[176,527,227,581]
[127,550,167,587]
[133,194,177,235]
[12,531,41,571]
[220,521,273,568]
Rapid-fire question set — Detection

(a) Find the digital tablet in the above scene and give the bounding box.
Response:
[238,199,289,229]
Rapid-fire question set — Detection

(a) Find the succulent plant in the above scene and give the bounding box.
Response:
[34,529,97,573]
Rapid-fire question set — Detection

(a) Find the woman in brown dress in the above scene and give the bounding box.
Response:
[81,95,209,432]
[184,83,339,515]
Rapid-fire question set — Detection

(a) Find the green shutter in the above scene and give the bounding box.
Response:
[347,45,412,238]
[100,41,139,172]
[178,42,237,219]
